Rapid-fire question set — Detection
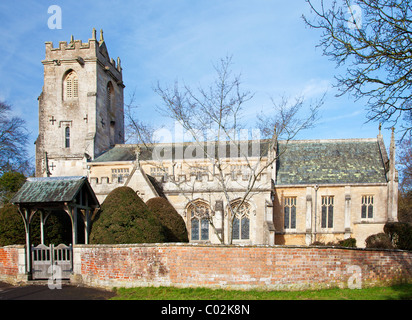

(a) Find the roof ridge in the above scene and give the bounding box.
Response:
[110,138,377,148]
[27,176,85,182]
[278,138,377,144]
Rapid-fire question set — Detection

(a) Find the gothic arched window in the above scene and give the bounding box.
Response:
[64,71,78,100]
[230,200,251,240]
[187,201,210,241]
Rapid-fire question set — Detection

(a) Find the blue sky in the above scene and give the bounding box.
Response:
[0,0,393,162]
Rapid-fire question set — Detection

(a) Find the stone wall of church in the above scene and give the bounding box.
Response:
[274,184,389,247]
[87,156,391,247]
[88,156,275,245]
[71,243,412,290]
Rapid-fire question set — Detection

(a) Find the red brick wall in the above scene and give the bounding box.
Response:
[75,244,412,290]
[0,246,20,280]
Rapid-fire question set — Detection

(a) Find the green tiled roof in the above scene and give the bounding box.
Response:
[275,139,387,185]
[11,176,93,204]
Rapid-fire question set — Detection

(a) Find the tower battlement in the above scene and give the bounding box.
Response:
[36,28,125,178]
[43,28,122,79]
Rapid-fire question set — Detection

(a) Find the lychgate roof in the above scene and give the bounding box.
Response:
[11,176,99,206]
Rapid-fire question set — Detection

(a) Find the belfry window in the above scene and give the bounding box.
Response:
[107,82,115,112]
[65,127,70,148]
[64,71,78,99]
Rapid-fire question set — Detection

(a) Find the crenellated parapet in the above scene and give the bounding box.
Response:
[43,28,123,84]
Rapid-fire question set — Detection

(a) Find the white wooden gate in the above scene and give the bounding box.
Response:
[31,244,72,280]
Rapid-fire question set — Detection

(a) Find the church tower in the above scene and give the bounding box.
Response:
[35,29,125,177]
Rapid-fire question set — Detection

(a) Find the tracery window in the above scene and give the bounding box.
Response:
[361,195,374,219]
[188,201,210,241]
[64,71,78,99]
[230,200,250,240]
[321,196,334,228]
[284,197,296,230]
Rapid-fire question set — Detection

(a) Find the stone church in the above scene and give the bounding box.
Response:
[35,30,398,247]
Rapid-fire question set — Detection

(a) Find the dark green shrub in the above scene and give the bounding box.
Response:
[365,233,394,249]
[310,238,356,248]
[146,197,189,243]
[90,187,166,244]
[310,241,326,246]
[337,237,357,248]
[0,171,26,205]
[384,222,412,251]
[0,203,26,246]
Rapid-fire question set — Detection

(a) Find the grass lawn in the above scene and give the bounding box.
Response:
[111,283,412,300]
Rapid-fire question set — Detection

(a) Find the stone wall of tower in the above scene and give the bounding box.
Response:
[35,30,124,177]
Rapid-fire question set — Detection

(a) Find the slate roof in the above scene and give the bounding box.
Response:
[94,146,138,162]
[91,138,388,186]
[93,141,270,162]
[11,176,98,205]
[275,139,387,185]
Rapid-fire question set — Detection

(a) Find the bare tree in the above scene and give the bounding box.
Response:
[398,137,412,192]
[124,90,158,147]
[0,101,32,175]
[303,0,412,136]
[151,56,322,244]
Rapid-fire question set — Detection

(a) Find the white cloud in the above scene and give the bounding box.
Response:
[318,110,363,124]
[301,78,331,98]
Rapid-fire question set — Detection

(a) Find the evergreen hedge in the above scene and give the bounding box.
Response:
[146,197,189,243]
[365,233,394,249]
[0,203,26,246]
[384,222,412,251]
[90,187,166,244]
